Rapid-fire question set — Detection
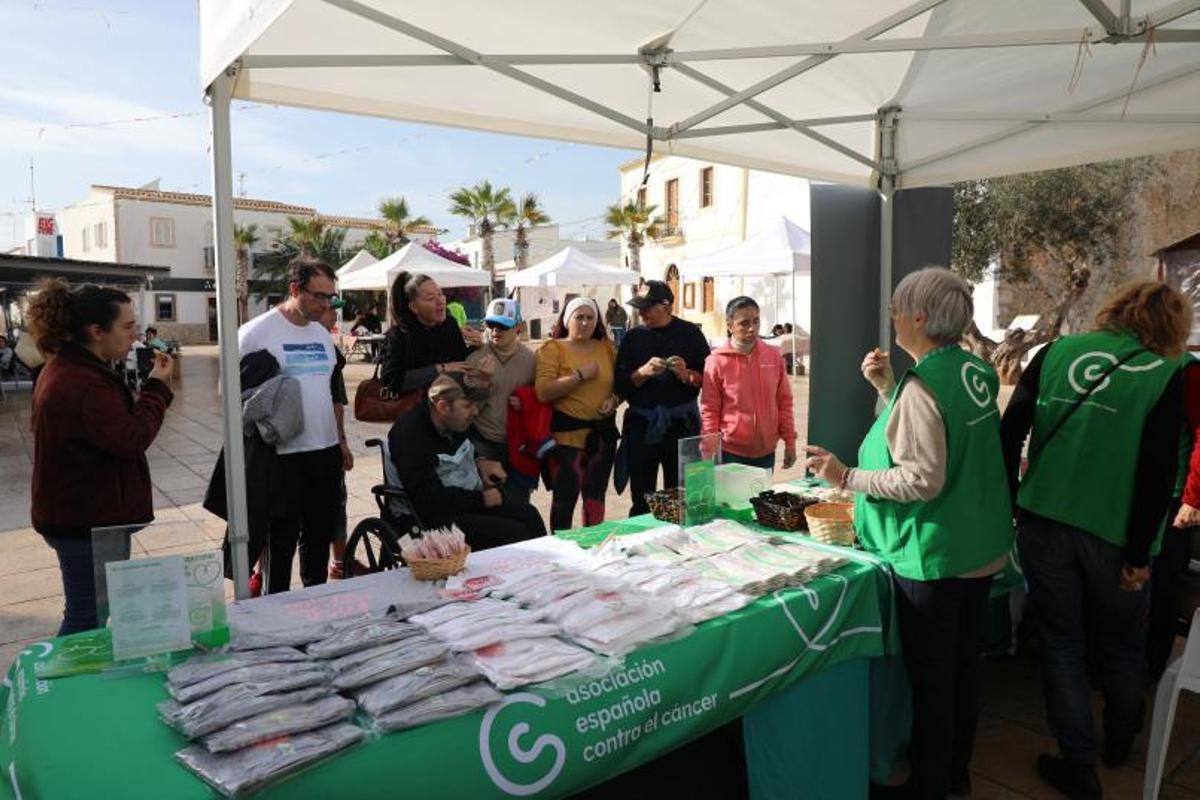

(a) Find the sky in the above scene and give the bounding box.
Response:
[0,0,640,251]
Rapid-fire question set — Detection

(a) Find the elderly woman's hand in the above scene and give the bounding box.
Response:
[1174,503,1200,529]
[861,349,896,395]
[805,445,849,487]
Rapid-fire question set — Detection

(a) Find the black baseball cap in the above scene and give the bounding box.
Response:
[627,280,674,310]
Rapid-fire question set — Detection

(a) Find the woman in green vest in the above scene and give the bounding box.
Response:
[806,267,1012,799]
[999,280,1190,799]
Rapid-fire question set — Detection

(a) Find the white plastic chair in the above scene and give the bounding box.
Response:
[1144,608,1200,798]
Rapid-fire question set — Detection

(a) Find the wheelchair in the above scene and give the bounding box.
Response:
[341,437,422,575]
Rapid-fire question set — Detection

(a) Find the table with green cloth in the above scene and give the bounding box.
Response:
[0,519,904,800]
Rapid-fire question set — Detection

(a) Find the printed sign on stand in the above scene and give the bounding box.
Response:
[106,556,193,661]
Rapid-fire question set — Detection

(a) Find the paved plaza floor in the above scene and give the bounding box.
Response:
[1,345,1198,796]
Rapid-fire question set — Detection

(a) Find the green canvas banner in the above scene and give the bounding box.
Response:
[1,554,894,799]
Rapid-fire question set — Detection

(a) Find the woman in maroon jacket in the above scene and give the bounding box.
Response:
[26,278,174,635]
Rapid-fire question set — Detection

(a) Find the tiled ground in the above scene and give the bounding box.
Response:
[1,346,1198,797]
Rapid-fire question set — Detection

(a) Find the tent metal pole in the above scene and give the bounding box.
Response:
[791,268,798,376]
[878,109,899,351]
[207,66,251,601]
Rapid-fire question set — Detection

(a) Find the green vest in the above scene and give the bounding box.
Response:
[854,347,1013,581]
[1018,330,1180,549]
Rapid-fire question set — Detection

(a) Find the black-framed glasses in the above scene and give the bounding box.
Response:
[303,288,340,305]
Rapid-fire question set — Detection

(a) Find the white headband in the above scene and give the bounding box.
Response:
[564,297,600,324]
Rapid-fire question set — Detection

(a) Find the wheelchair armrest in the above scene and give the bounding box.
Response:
[365,438,383,448]
[371,484,409,499]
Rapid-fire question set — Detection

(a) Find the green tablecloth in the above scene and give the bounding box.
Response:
[1,523,901,799]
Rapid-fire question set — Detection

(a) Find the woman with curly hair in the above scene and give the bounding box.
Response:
[26,278,173,634]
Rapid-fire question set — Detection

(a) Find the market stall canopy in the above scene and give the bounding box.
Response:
[679,216,810,280]
[338,241,491,290]
[504,245,640,287]
[201,0,1200,189]
[336,249,377,279]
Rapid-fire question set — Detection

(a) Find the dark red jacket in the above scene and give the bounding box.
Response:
[31,344,173,538]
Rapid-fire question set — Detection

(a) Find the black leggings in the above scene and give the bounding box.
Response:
[547,438,615,532]
[263,445,344,594]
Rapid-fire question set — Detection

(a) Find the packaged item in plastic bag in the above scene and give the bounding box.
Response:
[169,661,332,705]
[371,682,502,733]
[411,598,558,651]
[307,619,424,660]
[176,721,364,797]
[330,637,448,691]
[159,685,334,740]
[166,647,310,690]
[472,637,597,690]
[353,657,481,717]
[202,694,356,753]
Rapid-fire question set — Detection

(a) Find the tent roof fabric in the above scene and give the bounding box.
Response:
[336,249,378,278]
[339,241,491,290]
[201,0,1200,189]
[504,245,640,287]
[680,216,811,278]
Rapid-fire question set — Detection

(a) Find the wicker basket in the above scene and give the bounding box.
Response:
[645,488,685,525]
[406,547,471,581]
[750,493,819,532]
[803,502,856,546]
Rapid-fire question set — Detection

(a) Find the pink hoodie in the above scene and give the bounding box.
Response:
[701,339,797,459]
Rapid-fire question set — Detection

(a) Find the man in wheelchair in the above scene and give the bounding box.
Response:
[388,371,547,550]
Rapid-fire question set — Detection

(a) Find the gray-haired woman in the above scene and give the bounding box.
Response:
[806,266,1013,799]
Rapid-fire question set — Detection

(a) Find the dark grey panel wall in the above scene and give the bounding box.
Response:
[807,185,953,465]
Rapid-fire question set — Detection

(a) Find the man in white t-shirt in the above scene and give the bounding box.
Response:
[238,258,349,594]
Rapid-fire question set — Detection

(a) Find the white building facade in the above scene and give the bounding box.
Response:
[57,183,388,342]
[617,156,811,340]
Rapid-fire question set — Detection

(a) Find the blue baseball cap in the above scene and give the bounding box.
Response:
[484,298,522,328]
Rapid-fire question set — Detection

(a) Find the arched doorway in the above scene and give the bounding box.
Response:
[665,264,681,315]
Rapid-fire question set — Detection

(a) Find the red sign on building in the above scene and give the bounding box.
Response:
[36,215,56,236]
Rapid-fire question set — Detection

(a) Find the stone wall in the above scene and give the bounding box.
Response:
[152,322,212,345]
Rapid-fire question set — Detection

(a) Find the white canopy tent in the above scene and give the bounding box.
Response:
[679,216,811,280]
[335,249,377,279]
[680,216,812,370]
[200,0,1200,597]
[504,245,641,287]
[339,241,492,291]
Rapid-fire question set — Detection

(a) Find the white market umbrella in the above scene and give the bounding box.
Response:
[340,241,492,291]
[504,245,640,287]
[336,249,377,279]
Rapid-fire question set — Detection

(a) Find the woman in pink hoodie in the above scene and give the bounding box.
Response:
[701,296,798,471]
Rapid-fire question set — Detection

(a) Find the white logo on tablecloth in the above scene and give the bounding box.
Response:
[960,362,992,408]
[479,692,566,796]
[1068,351,1164,396]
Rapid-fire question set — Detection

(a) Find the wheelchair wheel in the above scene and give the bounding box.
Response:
[344,517,402,574]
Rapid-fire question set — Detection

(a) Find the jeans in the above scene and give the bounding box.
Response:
[894,573,992,799]
[43,532,131,636]
[722,451,776,471]
[1017,512,1149,765]
[470,433,533,506]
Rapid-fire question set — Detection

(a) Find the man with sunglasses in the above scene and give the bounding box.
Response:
[236,257,346,594]
[466,298,537,505]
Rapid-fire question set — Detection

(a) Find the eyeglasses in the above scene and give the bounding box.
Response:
[485,322,512,332]
[303,288,340,305]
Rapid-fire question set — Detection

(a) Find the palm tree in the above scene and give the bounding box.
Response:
[512,193,551,270]
[286,216,327,258]
[361,231,391,261]
[252,220,349,301]
[377,196,432,252]
[449,180,513,290]
[604,201,663,274]
[232,223,260,324]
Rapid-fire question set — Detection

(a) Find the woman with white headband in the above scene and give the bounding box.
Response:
[535,297,620,531]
